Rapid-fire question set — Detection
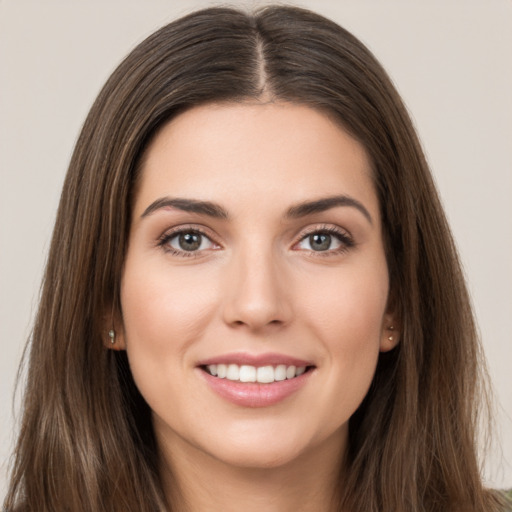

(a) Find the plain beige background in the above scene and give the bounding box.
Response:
[1,0,511,497]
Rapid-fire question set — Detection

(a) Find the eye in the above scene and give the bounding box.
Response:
[298,232,341,252]
[160,228,218,255]
[295,228,353,253]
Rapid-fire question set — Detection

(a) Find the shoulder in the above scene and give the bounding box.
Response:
[503,488,512,511]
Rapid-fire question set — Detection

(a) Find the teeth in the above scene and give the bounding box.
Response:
[217,364,227,378]
[274,364,287,381]
[206,364,308,383]
[239,365,256,382]
[257,366,274,383]
[226,364,239,381]
[296,366,306,376]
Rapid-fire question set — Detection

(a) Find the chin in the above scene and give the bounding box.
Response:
[195,418,345,471]
[211,440,308,470]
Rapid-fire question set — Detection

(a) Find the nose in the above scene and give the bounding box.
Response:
[221,245,292,332]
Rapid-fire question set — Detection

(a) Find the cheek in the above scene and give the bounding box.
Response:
[299,261,389,345]
[295,260,388,409]
[120,258,219,370]
[119,258,223,426]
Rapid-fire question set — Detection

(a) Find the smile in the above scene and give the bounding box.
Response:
[197,353,315,407]
[204,364,307,383]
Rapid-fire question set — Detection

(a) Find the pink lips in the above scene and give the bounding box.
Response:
[196,352,314,408]
[197,352,312,368]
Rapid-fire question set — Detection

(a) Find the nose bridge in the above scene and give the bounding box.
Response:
[222,237,291,330]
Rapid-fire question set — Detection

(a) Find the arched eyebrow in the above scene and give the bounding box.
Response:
[141,197,229,219]
[141,194,372,224]
[285,195,373,224]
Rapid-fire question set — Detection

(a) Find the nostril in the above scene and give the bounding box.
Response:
[229,318,284,329]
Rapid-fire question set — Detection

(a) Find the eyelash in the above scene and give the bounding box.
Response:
[157,226,217,258]
[157,224,355,258]
[294,225,355,257]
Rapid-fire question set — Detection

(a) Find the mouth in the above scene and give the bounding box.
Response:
[201,363,314,383]
[196,353,316,407]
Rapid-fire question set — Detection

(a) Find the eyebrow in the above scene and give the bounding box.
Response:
[141,194,372,224]
[141,197,229,219]
[286,195,373,224]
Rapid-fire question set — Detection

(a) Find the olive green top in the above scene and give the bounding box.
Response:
[503,488,512,510]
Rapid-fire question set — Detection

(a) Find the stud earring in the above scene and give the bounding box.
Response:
[108,329,115,345]
[388,325,395,342]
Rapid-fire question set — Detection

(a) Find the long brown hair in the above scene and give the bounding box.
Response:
[4,6,507,511]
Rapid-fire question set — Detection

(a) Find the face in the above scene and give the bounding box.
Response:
[118,102,398,471]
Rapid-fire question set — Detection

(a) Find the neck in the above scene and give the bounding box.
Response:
[158,430,347,512]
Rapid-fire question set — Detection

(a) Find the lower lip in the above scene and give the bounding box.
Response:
[199,369,313,408]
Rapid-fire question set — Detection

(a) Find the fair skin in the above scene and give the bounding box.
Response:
[116,102,398,511]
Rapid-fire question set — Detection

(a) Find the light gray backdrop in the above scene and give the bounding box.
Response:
[1,0,511,496]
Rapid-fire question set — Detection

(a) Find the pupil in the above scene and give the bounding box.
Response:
[179,232,201,251]
[310,233,331,251]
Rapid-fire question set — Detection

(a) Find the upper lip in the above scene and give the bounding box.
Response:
[196,352,314,368]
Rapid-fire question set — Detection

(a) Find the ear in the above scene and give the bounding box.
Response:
[102,312,126,351]
[380,313,400,352]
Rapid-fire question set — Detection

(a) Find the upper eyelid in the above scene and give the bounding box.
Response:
[158,224,220,248]
[295,223,352,240]
[160,224,217,238]
[160,224,351,238]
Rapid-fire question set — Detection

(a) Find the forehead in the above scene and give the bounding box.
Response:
[134,102,378,219]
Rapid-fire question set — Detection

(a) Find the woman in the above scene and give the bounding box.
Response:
[3,5,510,511]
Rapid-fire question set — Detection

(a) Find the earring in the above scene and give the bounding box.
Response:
[108,329,115,345]
[388,325,394,342]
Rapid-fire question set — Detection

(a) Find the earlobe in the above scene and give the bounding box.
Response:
[101,308,127,351]
[102,327,126,350]
[104,328,127,351]
[380,321,400,352]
